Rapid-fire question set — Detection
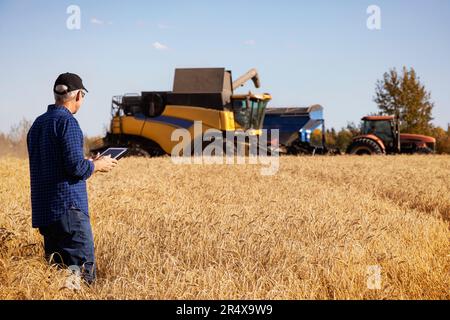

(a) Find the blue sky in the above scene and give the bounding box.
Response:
[1,0,449,136]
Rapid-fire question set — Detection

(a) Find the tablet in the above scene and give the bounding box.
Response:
[100,148,128,160]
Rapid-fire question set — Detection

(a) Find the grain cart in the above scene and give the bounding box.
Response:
[263,105,338,155]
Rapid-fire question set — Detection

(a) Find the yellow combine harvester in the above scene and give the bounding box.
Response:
[91,68,272,156]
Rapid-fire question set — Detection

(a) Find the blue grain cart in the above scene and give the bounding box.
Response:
[263,105,332,154]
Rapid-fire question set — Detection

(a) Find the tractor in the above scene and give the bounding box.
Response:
[346,115,436,155]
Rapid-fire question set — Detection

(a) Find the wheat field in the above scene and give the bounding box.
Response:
[0,155,448,300]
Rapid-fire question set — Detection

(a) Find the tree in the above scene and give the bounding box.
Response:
[0,119,32,158]
[335,128,354,151]
[430,126,450,154]
[324,128,337,148]
[374,67,434,135]
[323,126,358,152]
[310,129,323,147]
[345,122,360,136]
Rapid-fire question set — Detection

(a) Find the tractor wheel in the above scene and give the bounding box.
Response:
[415,146,433,155]
[347,138,384,155]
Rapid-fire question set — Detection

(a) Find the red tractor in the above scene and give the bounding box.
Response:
[347,116,436,155]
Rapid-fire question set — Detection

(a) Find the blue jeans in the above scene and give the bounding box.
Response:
[39,208,96,284]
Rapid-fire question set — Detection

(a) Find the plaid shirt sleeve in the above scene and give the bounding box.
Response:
[59,117,94,181]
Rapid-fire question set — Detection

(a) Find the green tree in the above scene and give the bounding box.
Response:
[323,126,358,152]
[335,129,354,151]
[374,67,434,135]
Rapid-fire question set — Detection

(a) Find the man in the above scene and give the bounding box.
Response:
[27,72,117,284]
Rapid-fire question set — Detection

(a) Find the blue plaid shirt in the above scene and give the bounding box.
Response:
[27,105,94,228]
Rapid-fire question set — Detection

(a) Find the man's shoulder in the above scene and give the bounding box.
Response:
[40,108,77,127]
[30,107,77,135]
[47,107,73,119]
[30,112,50,131]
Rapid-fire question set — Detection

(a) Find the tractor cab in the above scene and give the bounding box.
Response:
[361,116,399,152]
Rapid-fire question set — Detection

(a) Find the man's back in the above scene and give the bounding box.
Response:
[27,105,94,228]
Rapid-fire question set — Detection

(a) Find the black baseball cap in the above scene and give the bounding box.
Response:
[53,72,88,94]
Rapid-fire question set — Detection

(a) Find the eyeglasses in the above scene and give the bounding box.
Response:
[80,91,86,98]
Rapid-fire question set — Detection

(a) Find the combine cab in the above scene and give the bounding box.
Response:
[91,68,272,156]
[347,115,436,155]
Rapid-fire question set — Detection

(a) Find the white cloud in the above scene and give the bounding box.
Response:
[244,40,257,46]
[152,42,169,51]
[90,18,104,25]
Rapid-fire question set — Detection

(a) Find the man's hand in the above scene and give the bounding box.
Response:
[93,155,118,173]
[86,152,101,161]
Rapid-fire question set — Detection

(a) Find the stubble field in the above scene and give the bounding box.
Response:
[0,155,449,300]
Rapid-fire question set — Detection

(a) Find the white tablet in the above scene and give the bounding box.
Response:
[100,148,128,160]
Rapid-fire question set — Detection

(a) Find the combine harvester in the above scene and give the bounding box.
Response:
[91,68,272,156]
